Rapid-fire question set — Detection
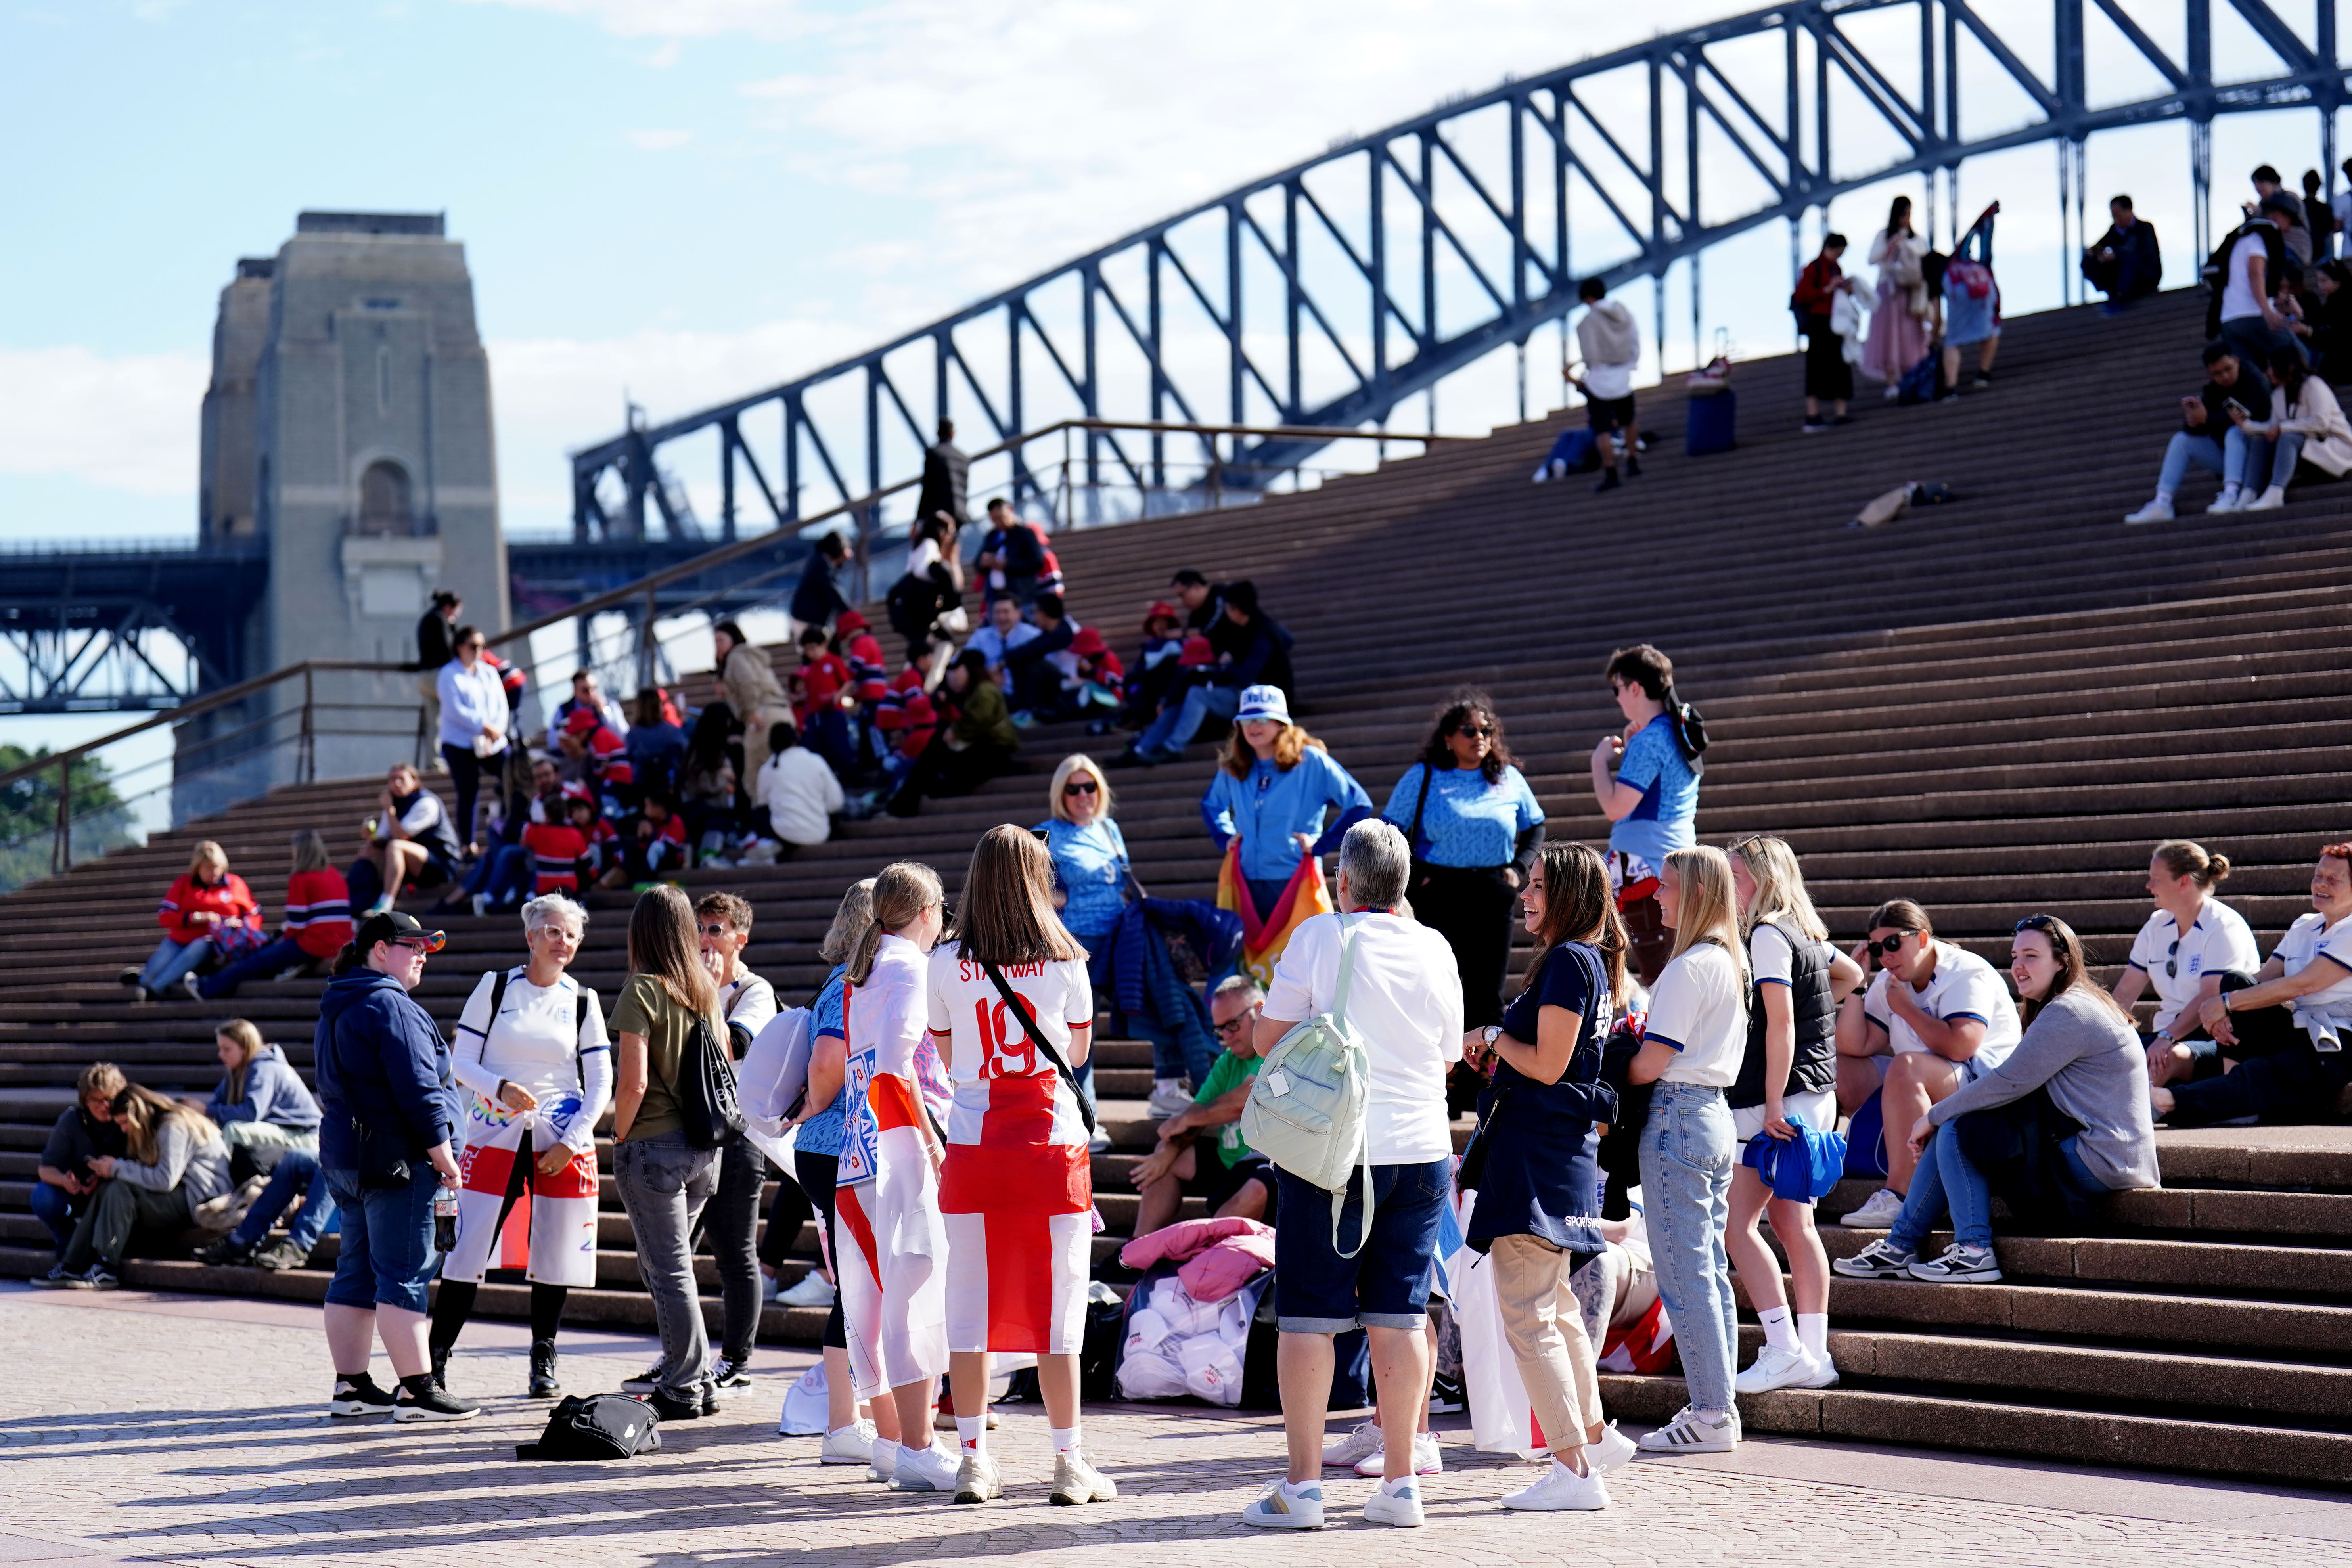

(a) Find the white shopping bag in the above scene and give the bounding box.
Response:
[779,1360,829,1436]
[1450,1191,1546,1460]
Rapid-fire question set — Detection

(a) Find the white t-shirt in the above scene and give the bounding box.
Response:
[1264,911,1464,1164]
[1644,940,1747,1086]
[2127,901,2261,1032]
[2220,230,2270,322]
[924,943,1094,1150]
[2274,911,2352,1019]
[1863,940,2021,1070]
[756,747,845,846]
[1749,923,1795,988]
[451,967,609,1107]
[721,971,778,1036]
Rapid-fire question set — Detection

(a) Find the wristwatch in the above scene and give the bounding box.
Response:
[1481,1025,1504,1049]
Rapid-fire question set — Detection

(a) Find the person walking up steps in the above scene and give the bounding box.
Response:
[927,825,1118,1508]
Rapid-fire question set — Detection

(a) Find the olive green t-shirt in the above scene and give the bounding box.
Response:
[610,974,715,1142]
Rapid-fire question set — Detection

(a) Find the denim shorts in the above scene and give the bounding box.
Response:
[1274,1156,1449,1333]
[323,1162,441,1314]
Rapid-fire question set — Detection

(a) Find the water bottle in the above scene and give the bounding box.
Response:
[433,1184,458,1253]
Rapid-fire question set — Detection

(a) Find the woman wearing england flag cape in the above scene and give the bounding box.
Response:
[1203,685,1371,985]
[835,862,958,1493]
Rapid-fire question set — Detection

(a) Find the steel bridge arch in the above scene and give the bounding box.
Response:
[577,0,2345,539]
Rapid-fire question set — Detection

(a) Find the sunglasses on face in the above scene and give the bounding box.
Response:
[1454,722,1495,739]
[1214,1012,1255,1037]
[701,923,735,938]
[1863,931,1916,959]
[1063,779,1099,797]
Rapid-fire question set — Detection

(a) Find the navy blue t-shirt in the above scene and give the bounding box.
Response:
[1469,940,1618,1253]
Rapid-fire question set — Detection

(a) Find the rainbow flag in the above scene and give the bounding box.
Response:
[1217,842,1333,988]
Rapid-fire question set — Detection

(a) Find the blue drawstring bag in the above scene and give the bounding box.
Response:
[1742,1119,1850,1202]
[1842,1089,1890,1179]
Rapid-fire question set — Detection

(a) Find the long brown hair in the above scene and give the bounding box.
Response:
[2013,914,2134,1028]
[1414,688,1513,785]
[848,862,944,984]
[953,825,1085,965]
[819,878,878,968]
[1520,842,1627,1010]
[626,884,719,1021]
[1222,720,1323,779]
[215,1019,264,1105]
[113,1083,218,1166]
[289,830,331,875]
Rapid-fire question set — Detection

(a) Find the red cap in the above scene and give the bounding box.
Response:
[1071,627,1107,657]
[1178,635,1216,668]
[563,706,601,736]
[835,609,868,634]
[1143,600,1180,630]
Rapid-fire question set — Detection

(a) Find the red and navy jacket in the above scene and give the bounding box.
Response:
[284,867,354,959]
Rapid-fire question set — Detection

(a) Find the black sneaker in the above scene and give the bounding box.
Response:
[1428,1372,1466,1415]
[79,1267,119,1291]
[393,1374,480,1422]
[1831,1238,1919,1279]
[117,967,142,989]
[646,1388,703,1422]
[27,1265,76,1289]
[1592,470,1622,494]
[1968,369,1992,388]
[251,1239,309,1271]
[709,1356,753,1396]
[700,1382,720,1417]
[528,1340,561,1400]
[1802,415,1828,433]
[429,1344,450,1394]
[620,1361,665,1396]
[194,1235,254,1267]
[328,1373,397,1418]
[1624,454,1643,478]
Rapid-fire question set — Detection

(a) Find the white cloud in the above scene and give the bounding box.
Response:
[626,126,694,150]
[0,345,207,498]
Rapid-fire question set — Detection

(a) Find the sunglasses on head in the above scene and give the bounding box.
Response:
[1063,779,1099,797]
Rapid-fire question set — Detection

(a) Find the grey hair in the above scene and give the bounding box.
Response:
[1337,818,1410,910]
[521,893,588,937]
[1210,974,1264,1007]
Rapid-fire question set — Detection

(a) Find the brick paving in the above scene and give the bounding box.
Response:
[2,1286,2346,1568]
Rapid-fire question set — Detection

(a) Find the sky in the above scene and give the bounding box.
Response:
[0,0,2343,778]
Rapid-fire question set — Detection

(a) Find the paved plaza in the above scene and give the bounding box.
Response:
[2,1285,2346,1568]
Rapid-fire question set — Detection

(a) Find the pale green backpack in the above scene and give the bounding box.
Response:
[1239,915,1375,1256]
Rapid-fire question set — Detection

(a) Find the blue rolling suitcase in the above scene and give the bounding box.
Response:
[1685,387,1737,455]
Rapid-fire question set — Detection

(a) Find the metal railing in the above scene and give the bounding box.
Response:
[0,417,1452,894]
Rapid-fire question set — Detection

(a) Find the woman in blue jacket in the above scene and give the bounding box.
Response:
[312,910,475,1424]
[1201,685,1371,925]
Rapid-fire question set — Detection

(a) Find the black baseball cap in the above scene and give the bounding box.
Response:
[354,910,446,954]
[1170,569,1209,587]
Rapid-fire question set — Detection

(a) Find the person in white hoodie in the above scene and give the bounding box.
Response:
[752,720,846,856]
[1569,277,1642,494]
[2235,345,2352,511]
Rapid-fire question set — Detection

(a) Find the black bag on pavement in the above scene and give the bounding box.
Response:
[515,1394,665,1460]
[677,1012,746,1151]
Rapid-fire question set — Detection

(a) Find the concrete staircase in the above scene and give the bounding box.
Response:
[2,289,2347,1485]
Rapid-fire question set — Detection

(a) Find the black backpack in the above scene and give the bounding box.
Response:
[515,1394,665,1460]
[1666,693,1709,768]
[677,1010,745,1151]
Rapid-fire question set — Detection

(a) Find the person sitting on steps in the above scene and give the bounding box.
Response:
[2229,344,2352,511]
[1127,976,1276,1239]
[2122,340,2274,523]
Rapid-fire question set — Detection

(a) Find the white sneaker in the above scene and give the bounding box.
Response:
[1050,1451,1119,1505]
[1241,1479,1325,1529]
[779,1271,837,1308]
[1586,1420,1639,1474]
[2122,496,2174,524]
[1636,1405,1737,1454]
[1735,1344,1821,1395]
[1362,1479,1425,1527]
[1906,1243,2003,1284]
[1355,1430,1441,1476]
[1502,1459,1612,1511]
[2241,484,2287,512]
[1087,1125,1113,1153]
[953,1449,1002,1504]
[864,1439,898,1483]
[1146,1078,1193,1118]
[820,1420,875,1465]
[1320,1417,1384,1468]
[2208,488,2244,514]
[890,1440,959,1492]
[470,893,491,918]
[1837,1187,1907,1228]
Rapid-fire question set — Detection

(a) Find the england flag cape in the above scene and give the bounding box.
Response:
[834,933,950,1398]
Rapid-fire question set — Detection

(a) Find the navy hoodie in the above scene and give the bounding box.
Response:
[313,969,456,1169]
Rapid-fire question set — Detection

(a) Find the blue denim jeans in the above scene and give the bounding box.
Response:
[2156,428,2266,496]
[197,934,310,999]
[1137,684,1240,760]
[30,1181,74,1255]
[1889,1128,2103,1253]
[138,935,212,992]
[323,1162,442,1313]
[1636,1081,1737,1414]
[232,1147,339,1253]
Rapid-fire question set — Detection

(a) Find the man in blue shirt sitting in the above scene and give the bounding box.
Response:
[1590,643,1699,985]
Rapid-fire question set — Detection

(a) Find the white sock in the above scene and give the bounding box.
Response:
[1550,1453,1590,1479]
[955,1415,984,1454]
[1379,1476,1415,1496]
[1757,1304,1798,1355]
[898,1439,931,1466]
[2220,482,2242,503]
[1050,1424,1080,1456]
[1798,1313,1829,1362]
[2154,488,2174,505]
[1279,1476,1318,1497]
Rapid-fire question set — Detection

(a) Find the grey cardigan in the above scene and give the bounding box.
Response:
[113,1116,233,1220]
[1927,986,2161,1191]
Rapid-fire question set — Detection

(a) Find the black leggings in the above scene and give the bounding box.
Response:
[428,1131,568,1350]
[791,1150,846,1350]
[698,1140,770,1363]
[441,744,504,850]
[2168,976,2352,1127]
[1412,863,1518,1030]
